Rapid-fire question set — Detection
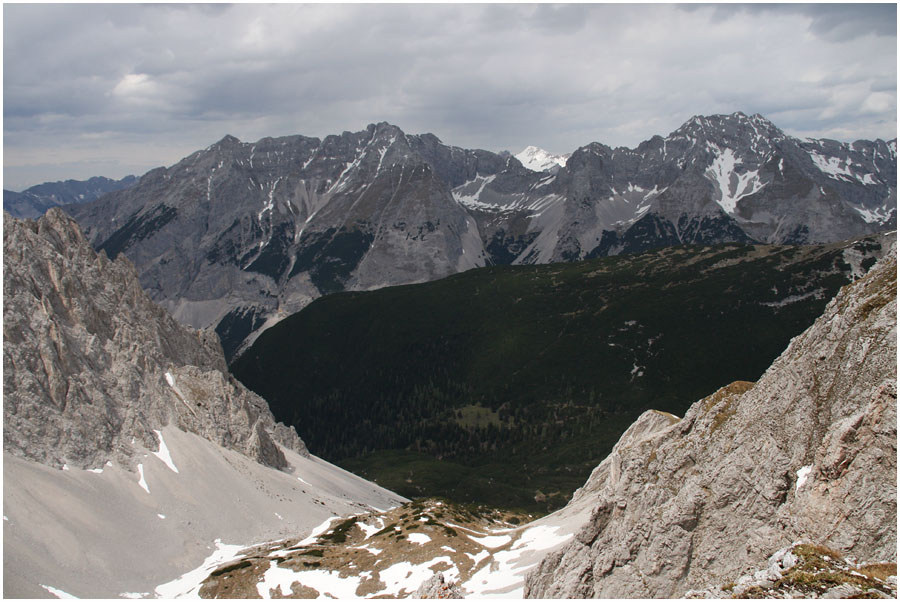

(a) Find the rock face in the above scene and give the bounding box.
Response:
[413,573,465,599]
[64,113,896,358]
[3,174,137,219]
[524,246,897,598]
[3,208,306,472]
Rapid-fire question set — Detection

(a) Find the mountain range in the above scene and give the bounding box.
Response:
[63,112,897,359]
[4,175,137,219]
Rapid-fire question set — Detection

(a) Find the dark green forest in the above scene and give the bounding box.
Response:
[232,237,881,513]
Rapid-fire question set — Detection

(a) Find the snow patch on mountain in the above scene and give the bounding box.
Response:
[809,150,857,180]
[151,430,179,473]
[515,146,570,172]
[705,144,766,213]
[855,204,895,224]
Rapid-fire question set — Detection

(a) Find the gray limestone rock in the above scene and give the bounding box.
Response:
[3,208,307,472]
[413,572,464,599]
[65,114,896,357]
[524,245,897,598]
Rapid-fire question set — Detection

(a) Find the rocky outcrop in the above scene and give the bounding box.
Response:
[524,246,897,597]
[3,208,307,472]
[413,573,465,599]
[685,542,897,599]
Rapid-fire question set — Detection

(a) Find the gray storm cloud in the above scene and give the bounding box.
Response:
[3,3,896,190]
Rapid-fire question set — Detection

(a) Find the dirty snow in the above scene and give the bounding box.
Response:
[796,465,812,491]
[41,584,78,599]
[407,532,432,545]
[155,539,249,598]
[465,549,490,565]
[297,516,339,547]
[513,524,571,552]
[137,464,150,494]
[257,565,362,598]
[356,518,384,540]
[379,559,452,597]
[151,430,179,473]
[352,543,383,556]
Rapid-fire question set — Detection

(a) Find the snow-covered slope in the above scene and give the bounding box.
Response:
[171,484,600,598]
[4,428,404,598]
[514,145,570,172]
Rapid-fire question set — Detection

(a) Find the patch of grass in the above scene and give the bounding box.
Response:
[372,523,398,537]
[319,517,358,544]
[777,570,870,590]
[453,404,503,429]
[793,543,845,566]
[858,563,897,581]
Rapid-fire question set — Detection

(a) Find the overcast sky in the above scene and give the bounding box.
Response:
[3,3,897,190]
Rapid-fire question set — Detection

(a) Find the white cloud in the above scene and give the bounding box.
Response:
[3,3,896,189]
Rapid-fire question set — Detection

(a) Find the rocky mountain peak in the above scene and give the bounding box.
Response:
[212,133,242,148]
[3,208,307,472]
[515,145,571,172]
[669,111,785,152]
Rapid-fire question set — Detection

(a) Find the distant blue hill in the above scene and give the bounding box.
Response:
[4,175,137,219]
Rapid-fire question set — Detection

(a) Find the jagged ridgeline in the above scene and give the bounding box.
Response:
[65,113,897,361]
[232,235,889,512]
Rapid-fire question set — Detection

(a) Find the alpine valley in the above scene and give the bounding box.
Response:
[3,111,897,598]
[4,211,894,598]
[232,234,892,512]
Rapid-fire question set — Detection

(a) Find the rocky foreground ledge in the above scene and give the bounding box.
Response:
[524,246,896,597]
[687,542,897,599]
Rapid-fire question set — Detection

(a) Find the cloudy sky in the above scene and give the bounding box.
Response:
[3,3,896,190]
